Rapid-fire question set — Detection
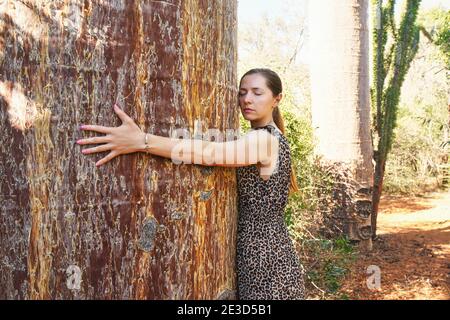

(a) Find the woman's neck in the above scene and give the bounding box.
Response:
[251,118,276,129]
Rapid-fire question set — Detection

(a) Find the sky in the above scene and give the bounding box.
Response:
[238,0,450,24]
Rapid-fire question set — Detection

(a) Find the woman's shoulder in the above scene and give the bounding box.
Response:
[259,125,285,140]
[253,125,291,156]
[268,124,282,135]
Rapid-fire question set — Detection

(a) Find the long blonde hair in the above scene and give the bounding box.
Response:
[240,68,300,195]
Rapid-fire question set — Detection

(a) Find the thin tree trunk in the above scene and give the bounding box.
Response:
[371,153,386,239]
[443,102,450,187]
[0,0,238,299]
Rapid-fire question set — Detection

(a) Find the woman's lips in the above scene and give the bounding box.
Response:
[243,108,254,113]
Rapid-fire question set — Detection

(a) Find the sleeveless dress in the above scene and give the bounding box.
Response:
[236,124,305,300]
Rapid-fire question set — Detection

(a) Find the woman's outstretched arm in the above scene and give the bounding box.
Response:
[77,104,278,168]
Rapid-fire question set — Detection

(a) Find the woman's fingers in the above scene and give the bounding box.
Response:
[80,124,111,134]
[95,151,117,167]
[114,104,134,124]
[77,135,110,145]
[81,144,112,155]
[78,104,138,168]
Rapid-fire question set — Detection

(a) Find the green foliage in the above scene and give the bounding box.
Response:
[383,7,449,194]
[238,113,251,134]
[372,0,422,160]
[383,98,448,193]
[283,109,315,226]
[435,21,450,69]
[303,236,357,299]
[418,8,450,69]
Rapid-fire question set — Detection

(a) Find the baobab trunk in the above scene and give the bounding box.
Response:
[309,0,374,250]
[0,0,238,299]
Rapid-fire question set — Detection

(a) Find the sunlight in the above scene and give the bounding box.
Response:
[0,81,38,131]
[0,1,46,42]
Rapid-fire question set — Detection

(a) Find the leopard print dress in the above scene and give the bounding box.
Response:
[236,124,305,300]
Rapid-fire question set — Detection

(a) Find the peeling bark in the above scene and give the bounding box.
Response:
[0,0,238,299]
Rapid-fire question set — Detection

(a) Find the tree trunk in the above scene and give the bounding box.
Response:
[309,0,374,251]
[371,153,386,239]
[443,102,450,187]
[0,0,238,299]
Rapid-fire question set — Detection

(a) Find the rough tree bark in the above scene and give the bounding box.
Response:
[0,0,238,299]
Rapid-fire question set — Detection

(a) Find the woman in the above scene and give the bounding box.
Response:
[77,68,305,300]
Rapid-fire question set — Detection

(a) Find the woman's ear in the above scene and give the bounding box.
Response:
[275,93,283,106]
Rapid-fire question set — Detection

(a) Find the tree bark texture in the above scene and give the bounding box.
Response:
[0,0,238,299]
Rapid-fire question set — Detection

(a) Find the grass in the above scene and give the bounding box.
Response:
[302,235,358,299]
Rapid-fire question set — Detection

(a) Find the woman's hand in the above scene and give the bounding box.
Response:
[77,104,145,167]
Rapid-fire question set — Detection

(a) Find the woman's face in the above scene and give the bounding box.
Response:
[238,73,280,121]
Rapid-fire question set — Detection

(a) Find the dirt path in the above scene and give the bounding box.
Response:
[341,189,450,300]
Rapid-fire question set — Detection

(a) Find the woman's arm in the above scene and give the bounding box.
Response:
[77,104,278,168]
[142,129,279,168]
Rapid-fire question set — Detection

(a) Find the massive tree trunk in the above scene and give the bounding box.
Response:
[0,0,238,299]
[309,0,374,251]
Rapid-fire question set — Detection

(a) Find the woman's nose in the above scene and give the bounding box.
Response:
[243,93,252,104]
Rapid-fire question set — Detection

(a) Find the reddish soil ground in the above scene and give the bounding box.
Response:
[341,189,450,300]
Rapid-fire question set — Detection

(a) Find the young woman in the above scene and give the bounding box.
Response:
[77,68,305,300]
